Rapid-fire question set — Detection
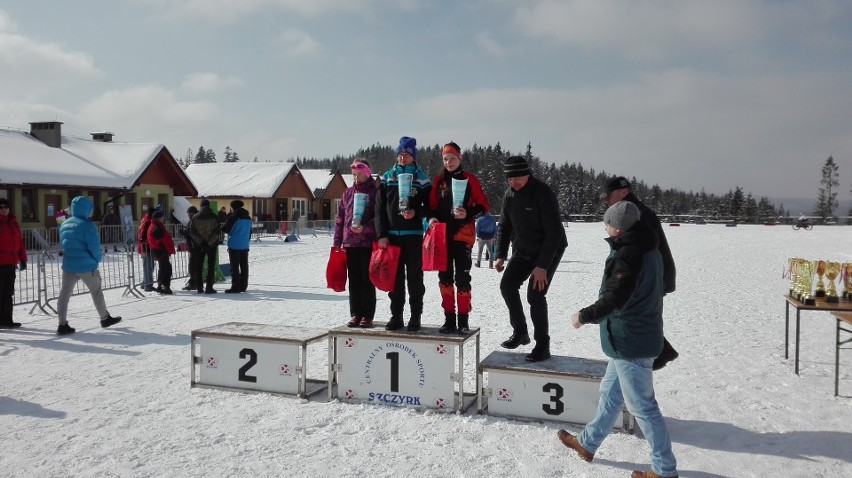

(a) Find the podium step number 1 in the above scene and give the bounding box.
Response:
[191,322,328,398]
[328,325,480,412]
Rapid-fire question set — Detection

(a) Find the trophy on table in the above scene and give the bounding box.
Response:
[813,260,827,297]
[843,263,852,300]
[824,261,841,303]
[792,258,815,305]
[397,173,413,212]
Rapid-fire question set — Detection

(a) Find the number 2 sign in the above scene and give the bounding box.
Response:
[197,336,300,395]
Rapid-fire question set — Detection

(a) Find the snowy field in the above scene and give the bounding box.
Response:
[2,223,851,477]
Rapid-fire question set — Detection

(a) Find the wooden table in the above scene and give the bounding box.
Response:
[784,295,852,375]
[831,312,852,396]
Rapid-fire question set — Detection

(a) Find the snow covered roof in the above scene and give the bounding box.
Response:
[185,162,296,198]
[0,128,164,189]
[299,169,334,196]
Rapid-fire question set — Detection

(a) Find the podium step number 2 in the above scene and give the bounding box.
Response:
[191,322,328,398]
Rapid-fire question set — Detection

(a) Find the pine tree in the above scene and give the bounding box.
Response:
[206,148,216,163]
[223,146,233,163]
[183,148,193,169]
[194,146,207,164]
[812,156,839,221]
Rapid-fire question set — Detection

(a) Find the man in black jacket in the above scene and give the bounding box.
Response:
[189,199,222,294]
[494,156,568,362]
[601,176,679,370]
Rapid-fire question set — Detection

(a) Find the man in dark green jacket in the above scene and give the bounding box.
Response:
[559,200,678,478]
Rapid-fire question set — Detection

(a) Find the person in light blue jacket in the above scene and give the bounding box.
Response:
[55,196,122,335]
[221,200,252,293]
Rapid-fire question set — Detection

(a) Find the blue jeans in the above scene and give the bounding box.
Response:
[579,358,678,477]
[141,253,154,290]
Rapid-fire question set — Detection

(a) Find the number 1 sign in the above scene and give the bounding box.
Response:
[328,325,480,411]
[335,335,456,409]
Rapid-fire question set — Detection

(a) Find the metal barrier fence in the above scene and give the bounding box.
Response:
[13,224,191,314]
[249,220,334,241]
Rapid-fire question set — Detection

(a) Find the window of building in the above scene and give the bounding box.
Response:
[292,199,307,221]
[21,189,37,222]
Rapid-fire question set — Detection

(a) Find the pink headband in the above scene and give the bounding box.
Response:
[351,162,371,177]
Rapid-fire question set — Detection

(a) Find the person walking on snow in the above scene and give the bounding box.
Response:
[55,196,122,335]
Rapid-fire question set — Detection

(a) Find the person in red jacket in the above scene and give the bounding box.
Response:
[147,209,176,294]
[427,142,490,334]
[0,197,27,329]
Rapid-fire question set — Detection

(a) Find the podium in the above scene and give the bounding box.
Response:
[327,324,480,412]
[191,322,327,398]
[478,351,634,433]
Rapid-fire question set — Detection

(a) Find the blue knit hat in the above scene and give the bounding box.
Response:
[395,136,417,159]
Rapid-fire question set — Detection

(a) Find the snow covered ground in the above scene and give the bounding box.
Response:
[2,223,851,477]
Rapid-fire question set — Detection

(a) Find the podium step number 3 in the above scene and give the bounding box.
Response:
[479,351,634,433]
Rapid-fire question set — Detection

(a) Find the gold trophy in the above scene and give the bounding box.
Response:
[843,263,852,300]
[813,260,827,297]
[824,261,841,303]
[795,259,815,305]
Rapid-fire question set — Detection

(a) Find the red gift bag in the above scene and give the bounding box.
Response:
[422,222,447,272]
[326,246,347,292]
[369,244,401,292]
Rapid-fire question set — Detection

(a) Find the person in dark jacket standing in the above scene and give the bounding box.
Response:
[180,205,199,291]
[0,197,27,329]
[427,141,490,335]
[147,209,176,294]
[222,200,252,293]
[602,176,679,370]
[334,159,379,328]
[55,196,122,335]
[375,136,432,331]
[494,156,567,362]
[101,205,121,249]
[559,200,678,478]
[190,199,222,294]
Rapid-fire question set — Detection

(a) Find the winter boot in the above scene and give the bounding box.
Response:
[406,315,421,332]
[347,316,361,327]
[385,317,404,331]
[525,340,551,362]
[457,314,470,335]
[359,317,374,328]
[100,315,122,328]
[57,323,76,335]
[439,312,457,334]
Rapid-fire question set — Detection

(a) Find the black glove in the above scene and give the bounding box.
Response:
[19,261,27,271]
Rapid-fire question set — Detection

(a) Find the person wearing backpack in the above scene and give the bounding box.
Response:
[474,213,497,269]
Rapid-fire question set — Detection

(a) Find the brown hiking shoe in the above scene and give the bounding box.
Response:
[631,470,678,478]
[557,430,594,462]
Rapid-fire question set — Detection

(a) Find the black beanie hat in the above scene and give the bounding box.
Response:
[230,200,244,209]
[0,197,9,207]
[200,199,210,208]
[504,156,530,178]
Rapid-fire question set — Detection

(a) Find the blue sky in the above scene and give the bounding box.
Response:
[1,1,851,204]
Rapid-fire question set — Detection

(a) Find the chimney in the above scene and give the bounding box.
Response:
[29,121,63,148]
[91,131,114,142]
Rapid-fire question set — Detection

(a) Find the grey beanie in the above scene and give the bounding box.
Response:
[603,201,640,231]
